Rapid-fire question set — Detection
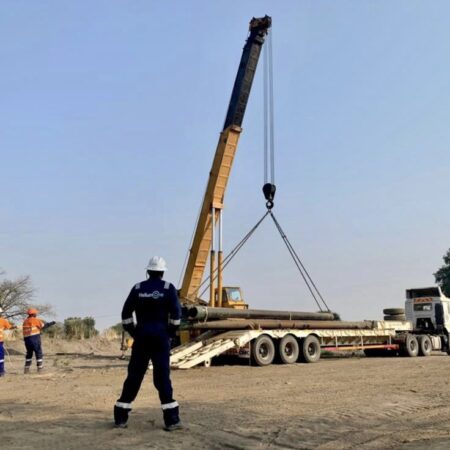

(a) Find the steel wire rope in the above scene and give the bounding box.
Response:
[263,30,275,186]
[269,211,331,312]
[268,30,275,184]
[263,36,269,185]
[195,210,271,299]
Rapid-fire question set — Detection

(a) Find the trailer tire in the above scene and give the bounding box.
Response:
[383,308,405,315]
[402,334,419,357]
[278,335,299,364]
[251,335,275,366]
[418,335,432,357]
[300,335,321,363]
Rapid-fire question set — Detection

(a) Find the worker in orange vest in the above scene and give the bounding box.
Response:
[22,308,46,373]
[0,307,15,377]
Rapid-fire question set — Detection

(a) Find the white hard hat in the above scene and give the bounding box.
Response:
[146,256,168,272]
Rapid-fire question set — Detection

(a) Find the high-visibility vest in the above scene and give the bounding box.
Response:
[22,317,44,338]
[0,318,13,343]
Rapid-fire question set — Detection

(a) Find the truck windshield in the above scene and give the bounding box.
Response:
[407,288,440,298]
[414,303,432,312]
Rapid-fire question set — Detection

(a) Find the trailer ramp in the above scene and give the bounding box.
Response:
[170,330,255,369]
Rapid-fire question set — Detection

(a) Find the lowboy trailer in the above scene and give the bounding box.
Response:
[171,320,415,369]
[169,286,450,369]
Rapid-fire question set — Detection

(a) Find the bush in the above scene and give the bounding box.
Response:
[42,322,64,338]
[63,316,99,339]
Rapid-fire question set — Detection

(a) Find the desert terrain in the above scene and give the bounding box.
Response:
[2,339,450,450]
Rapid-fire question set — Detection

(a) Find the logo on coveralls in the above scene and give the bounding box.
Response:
[139,291,164,300]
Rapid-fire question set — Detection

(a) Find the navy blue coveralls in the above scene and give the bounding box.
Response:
[115,277,181,427]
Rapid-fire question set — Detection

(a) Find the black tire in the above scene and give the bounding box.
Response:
[278,335,299,364]
[300,335,321,363]
[402,334,419,357]
[251,335,275,366]
[383,308,405,315]
[418,335,432,357]
[384,315,406,321]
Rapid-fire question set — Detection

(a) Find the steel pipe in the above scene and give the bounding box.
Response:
[187,306,337,322]
[192,319,374,330]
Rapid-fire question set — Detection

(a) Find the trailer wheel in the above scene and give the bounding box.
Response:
[418,335,432,357]
[251,335,275,366]
[300,335,321,363]
[278,335,299,364]
[402,334,419,357]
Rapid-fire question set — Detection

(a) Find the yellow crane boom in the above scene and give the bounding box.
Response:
[180,16,272,304]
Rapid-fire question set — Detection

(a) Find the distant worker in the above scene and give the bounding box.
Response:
[114,256,182,431]
[22,308,55,374]
[0,307,15,377]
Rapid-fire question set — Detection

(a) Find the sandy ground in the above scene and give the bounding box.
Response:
[2,340,450,450]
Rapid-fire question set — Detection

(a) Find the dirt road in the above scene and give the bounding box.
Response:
[2,349,450,449]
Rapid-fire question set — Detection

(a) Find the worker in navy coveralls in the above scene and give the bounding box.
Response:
[114,256,182,431]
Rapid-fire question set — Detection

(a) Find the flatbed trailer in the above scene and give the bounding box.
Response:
[170,320,417,369]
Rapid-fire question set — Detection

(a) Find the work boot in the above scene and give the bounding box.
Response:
[163,405,182,431]
[164,421,183,432]
[24,367,30,374]
[114,404,131,428]
[0,372,5,377]
[37,366,44,373]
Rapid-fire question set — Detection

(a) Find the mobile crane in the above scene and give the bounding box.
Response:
[179,16,272,310]
[170,18,447,369]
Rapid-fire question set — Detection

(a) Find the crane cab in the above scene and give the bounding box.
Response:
[217,287,248,309]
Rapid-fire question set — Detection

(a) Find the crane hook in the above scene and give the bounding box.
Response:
[263,183,276,209]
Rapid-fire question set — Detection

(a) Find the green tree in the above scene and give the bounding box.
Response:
[42,322,64,338]
[82,316,98,338]
[434,248,450,297]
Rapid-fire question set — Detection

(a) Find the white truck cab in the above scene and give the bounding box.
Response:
[405,286,450,334]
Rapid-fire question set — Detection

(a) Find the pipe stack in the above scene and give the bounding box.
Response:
[184,305,349,331]
[192,318,373,330]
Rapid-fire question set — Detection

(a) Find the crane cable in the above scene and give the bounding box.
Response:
[193,210,271,300]
[262,28,330,312]
[269,211,330,312]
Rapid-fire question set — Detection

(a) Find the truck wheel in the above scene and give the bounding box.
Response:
[300,335,321,363]
[278,335,299,364]
[251,335,275,366]
[418,335,432,357]
[383,308,405,315]
[402,334,419,357]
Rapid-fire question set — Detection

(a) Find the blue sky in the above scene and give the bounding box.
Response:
[1,1,449,328]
